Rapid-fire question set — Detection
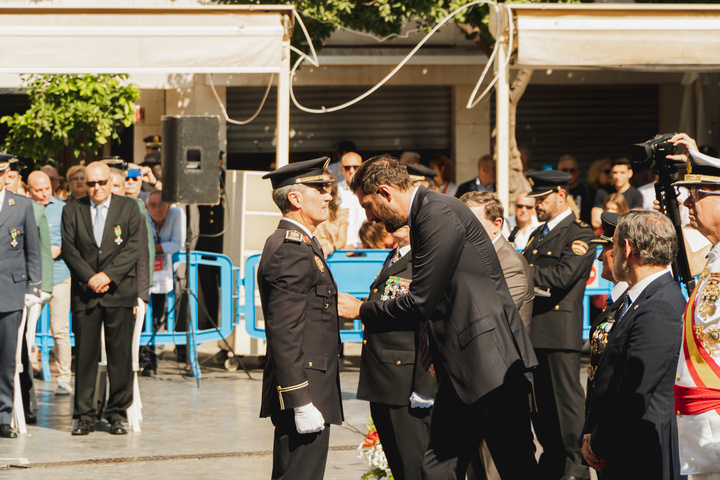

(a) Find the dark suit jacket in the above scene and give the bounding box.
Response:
[494,235,534,333]
[257,219,343,425]
[357,248,437,405]
[360,187,537,404]
[454,178,495,199]
[523,212,595,351]
[61,194,143,311]
[582,273,685,480]
[0,191,42,313]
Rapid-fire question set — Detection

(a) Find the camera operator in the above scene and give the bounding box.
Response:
[664,132,720,479]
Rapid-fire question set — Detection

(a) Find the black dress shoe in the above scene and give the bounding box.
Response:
[110,420,127,435]
[71,420,94,436]
[0,424,17,438]
[25,413,37,425]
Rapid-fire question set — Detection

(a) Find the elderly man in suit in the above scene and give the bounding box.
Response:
[461,191,534,332]
[61,161,143,436]
[339,154,538,479]
[357,224,437,480]
[0,154,42,438]
[582,209,685,479]
[258,157,343,480]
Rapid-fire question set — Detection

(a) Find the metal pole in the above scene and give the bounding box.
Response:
[276,17,291,168]
[495,16,510,211]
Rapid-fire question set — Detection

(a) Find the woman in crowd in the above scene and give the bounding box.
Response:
[65,165,87,202]
[429,154,457,196]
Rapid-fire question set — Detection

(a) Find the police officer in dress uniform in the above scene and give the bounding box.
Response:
[0,154,42,438]
[357,224,437,480]
[258,157,343,480]
[143,135,161,154]
[668,133,720,480]
[523,170,596,480]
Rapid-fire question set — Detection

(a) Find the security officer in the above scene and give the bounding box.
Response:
[143,135,161,154]
[0,154,42,438]
[523,170,595,480]
[258,157,343,480]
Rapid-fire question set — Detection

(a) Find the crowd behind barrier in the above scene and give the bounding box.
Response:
[32,246,614,379]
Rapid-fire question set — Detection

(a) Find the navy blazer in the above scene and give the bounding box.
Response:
[360,187,537,404]
[583,272,685,480]
[0,191,42,313]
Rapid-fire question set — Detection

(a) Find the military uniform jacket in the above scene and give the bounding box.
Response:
[0,191,42,313]
[360,187,537,405]
[523,212,595,351]
[582,273,685,480]
[357,248,437,405]
[258,219,343,425]
[61,194,143,311]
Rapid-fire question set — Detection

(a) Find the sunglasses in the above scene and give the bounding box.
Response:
[85,179,109,188]
[516,204,534,210]
[689,186,720,201]
[342,165,360,171]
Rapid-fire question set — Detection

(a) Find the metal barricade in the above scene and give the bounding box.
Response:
[243,249,391,343]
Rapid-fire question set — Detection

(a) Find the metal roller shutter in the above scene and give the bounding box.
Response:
[227,85,452,156]
[492,84,659,171]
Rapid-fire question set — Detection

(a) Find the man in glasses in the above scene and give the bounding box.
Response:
[336,151,365,249]
[258,157,342,480]
[509,191,540,251]
[667,133,720,479]
[522,170,596,480]
[61,161,143,436]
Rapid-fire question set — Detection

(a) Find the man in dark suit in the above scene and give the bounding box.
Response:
[0,155,41,438]
[522,170,596,480]
[461,191,534,333]
[455,154,496,198]
[339,154,538,479]
[61,161,143,436]
[357,225,437,480]
[258,157,343,480]
[582,210,685,479]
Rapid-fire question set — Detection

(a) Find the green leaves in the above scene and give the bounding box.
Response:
[1,74,141,161]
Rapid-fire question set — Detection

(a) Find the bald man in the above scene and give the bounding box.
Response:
[61,162,143,435]
[336,151,365,248]
[27,171,74,396]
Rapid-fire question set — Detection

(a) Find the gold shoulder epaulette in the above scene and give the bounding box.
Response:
[284,230,311,244]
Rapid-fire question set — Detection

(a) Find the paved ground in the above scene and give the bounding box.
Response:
[0,344,596,479]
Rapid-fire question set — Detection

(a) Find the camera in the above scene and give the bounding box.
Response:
[630,133,683,167]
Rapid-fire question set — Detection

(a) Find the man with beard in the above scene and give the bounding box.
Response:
[523,170,596,480]
[338,154,538,479]
[582,210,685,479]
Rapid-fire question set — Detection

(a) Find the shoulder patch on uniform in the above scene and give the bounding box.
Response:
[572,240,589,255]
[284,230,310,244]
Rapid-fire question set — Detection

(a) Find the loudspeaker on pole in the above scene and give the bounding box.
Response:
[161,115,221,205]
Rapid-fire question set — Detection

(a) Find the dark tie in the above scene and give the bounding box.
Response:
[389,249,401,266]
[419,320,432,371]
[618,294,632,320]
[540,223,550,239]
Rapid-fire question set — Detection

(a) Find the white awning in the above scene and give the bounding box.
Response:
[0,5,292,74]
[511,4,720,70]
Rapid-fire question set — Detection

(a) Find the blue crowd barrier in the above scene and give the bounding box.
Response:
[34,251,235,380]
[243,249,391,343]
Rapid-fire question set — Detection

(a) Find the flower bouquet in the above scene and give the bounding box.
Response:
[357,419,393,480]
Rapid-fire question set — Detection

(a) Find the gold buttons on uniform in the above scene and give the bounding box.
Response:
[529,263,533,267]
[373,288,378,293]
[533,249,538,254]
[676,375,681,381]
[308,362,313,367]
[363,339,367,345]
[396,360,401,365]
[554,305,560,310]
[547,251,552,255]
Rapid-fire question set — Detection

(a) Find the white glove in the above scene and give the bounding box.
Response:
[409,391,435,408]
[294,402,325,434]
[40,291,52,305]
[24,294,41,308]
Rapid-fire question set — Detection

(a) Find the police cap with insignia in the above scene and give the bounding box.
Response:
[526,170,572,197]
[143,135,162,148]
[99,156,127,171]
[0,153,13,173]
[673,149,720,188]
[406,164,437,183]
[590,211,620,246]
[8,157,26,172]
[262,156,335,189]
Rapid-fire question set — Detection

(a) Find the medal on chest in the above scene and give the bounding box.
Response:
[699,272,720,317]
[314,256,325,273]
[114,225,123,245]
[10,228,19,248]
